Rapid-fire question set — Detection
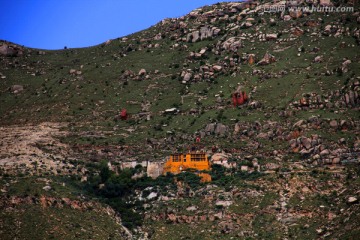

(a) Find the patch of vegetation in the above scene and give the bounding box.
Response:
[211,164,265,187]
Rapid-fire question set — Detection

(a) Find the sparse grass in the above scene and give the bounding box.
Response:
[5,175,87,199]
[0,204,126,240]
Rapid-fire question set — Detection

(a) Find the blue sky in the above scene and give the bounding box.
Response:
[0,0,241,50]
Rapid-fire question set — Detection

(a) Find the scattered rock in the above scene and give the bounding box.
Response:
[289,9,302,19]
[301,137,312,150]
[10,85,24,94]
[164,108,179,114]
[314,56,323,63]
[147,192,158,200]
[240,165,249,172]
[213,65,223,72]
[329,120,338,128]
[265,34,278,40]
[257,52,275,65]
[43,185,52,191]
[138,69,147,76]
[183,72,192,82]
[283,15,292,21]
[347,196,358,204]
[215,200,233,207]
[186,206,198,211]
[320,149,330,156]
[342,59,351,73]
[265,163,280,170]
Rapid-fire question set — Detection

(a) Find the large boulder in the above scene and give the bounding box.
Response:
[211,153,229,162]
[205,123,216,134]
[215,123,228,136]
[347,196,358,204]
[183,72,192,82]
[204,123,228,136]
[265,34,278,41]
[342,59,351,73]
[200,26,213,40]
[221,37,242,51]
[343,91,358,107]
[153,33,162,41]
[212,65,222,72]
[258,52,275,65]
[211,153,234,168]
[301,137,312,150]
[187,31,200,42]
[0,44,22,57]
[186,26,220,43]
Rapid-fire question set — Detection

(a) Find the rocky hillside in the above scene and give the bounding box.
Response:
[1,0,360,239]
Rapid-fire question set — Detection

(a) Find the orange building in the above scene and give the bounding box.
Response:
[163,152,211,175]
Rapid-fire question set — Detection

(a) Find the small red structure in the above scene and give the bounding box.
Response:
[232,91,248,107]
[120,109,128,120]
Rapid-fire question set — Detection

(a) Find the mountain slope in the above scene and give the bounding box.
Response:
[1,0,360,239]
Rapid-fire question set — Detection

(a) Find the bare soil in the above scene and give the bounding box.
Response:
[0,122,73,174]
